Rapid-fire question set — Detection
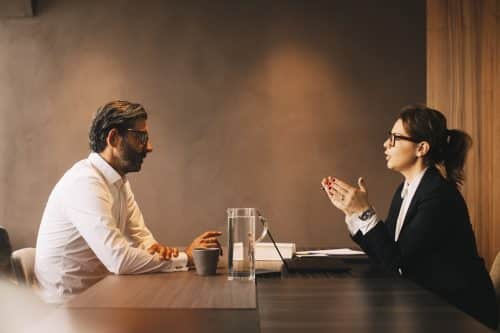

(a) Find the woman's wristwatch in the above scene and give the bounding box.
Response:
[359,206,376,221]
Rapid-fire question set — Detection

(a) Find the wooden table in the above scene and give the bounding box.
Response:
[256,258,494,332]
[24,259,494,332]
[67,270,256,309]
[257,278,491,332]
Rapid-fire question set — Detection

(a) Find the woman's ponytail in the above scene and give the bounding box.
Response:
[443,129,472,187]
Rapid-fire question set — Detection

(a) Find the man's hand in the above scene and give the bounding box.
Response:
[321,176,371,216]
[186,231,223,265]
[147,243,179,260]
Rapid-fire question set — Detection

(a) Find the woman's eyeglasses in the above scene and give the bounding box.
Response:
[127,129,149,145]
[387,132,418,147]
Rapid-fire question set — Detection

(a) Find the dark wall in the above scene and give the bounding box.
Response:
[0,0,425,249]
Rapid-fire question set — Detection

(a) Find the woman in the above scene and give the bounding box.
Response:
[322,105,498,329]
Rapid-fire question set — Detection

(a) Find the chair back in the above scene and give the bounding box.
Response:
[492,252,500,296]
[11,248,36,287]
[490,252,500,331]
[0,227,13,277]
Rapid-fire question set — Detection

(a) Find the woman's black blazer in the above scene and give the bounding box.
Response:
[352,166,498,329]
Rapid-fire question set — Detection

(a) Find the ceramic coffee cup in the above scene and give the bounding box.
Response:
[192,248,220,276]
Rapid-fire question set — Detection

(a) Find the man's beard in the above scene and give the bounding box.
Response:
[119,141,146,173]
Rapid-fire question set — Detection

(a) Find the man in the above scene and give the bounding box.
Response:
[35,100,221,304]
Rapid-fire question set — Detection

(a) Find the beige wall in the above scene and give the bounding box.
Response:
[0,0,425,249]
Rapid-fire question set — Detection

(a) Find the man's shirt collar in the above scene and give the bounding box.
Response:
[88,152,126,187]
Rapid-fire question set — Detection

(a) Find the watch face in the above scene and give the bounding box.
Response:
[360,207,375,221]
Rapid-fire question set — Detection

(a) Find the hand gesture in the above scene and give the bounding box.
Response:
[186,231,223,265]
[147,243,179,260]
[321,176,371,216]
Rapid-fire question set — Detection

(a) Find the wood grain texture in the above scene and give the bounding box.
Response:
[427,0,500,268]
[67,270,256,309]
[24,308,260,333]
[257,277,493,333]
[495,0,500,269]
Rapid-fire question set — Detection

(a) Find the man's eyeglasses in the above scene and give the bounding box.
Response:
[127,129,149,145]
[387,132,418,147]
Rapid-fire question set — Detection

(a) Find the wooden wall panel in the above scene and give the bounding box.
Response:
[427,0,500,267]
[494,1,500,268]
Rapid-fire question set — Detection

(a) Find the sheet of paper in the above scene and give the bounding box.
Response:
[295,248,365,256]
[295,253,329,257]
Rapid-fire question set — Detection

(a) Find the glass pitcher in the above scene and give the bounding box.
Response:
[227,208,268,281]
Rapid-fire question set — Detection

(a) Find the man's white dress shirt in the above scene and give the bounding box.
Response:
[35,153,187,304]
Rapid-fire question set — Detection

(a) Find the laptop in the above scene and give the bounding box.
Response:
[256,226,351,275]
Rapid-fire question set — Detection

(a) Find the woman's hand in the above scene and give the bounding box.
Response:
[321,176,371,216]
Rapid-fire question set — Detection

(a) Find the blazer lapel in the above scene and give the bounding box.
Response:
[386,182,404,238]
[398,167,442,237]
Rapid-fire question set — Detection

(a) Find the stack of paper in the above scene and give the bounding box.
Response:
[256,242,295,260]
[295,248,365,257]
[232,242,296,260]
